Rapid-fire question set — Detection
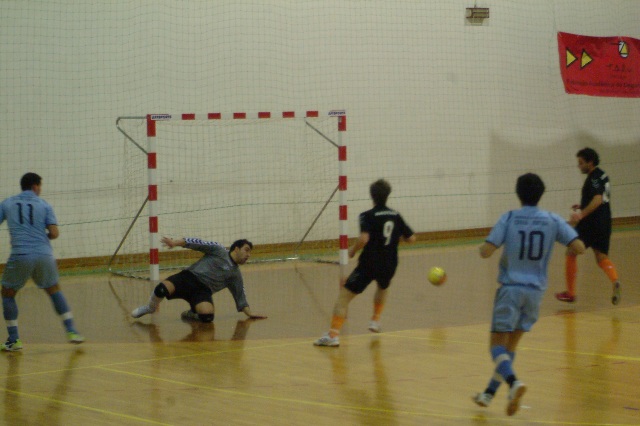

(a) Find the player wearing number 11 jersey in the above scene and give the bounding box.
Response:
[314,179,415,347]
[0,173,84,351]
[472,173,585,415]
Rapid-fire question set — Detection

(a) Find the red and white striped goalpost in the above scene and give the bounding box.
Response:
[145,110,348,283]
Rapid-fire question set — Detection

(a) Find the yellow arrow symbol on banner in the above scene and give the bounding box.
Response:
[581,50,593,68]
[566,49,577,67]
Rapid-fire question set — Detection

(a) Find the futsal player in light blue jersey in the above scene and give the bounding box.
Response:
[0,173,84,351]
[473,173,585,415]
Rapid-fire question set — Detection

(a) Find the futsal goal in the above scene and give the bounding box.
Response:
[109,110,348,281]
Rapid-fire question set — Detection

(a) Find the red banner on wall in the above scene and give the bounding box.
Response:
[557,32,640,97]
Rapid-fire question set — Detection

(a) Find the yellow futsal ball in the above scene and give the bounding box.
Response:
[428,266,447,286]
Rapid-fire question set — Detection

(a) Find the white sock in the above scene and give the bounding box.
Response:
[148,295,162,310]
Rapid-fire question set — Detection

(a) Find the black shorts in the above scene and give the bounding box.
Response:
[165,270,213,309]
[344,264,396,295]
[576,221,611,254]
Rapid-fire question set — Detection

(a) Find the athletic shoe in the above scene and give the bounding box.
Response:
[181,310,199,321]
[612,281,621,305]
[314,333,339,347]
[67,331,85,344]
[506,380,527,416]
[473,392,493,407]
[131,305,156,318]
[555,291,576,303]
[368,321,382,333]
[0,339,23,352]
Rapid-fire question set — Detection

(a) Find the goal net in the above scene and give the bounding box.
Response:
[109,111,347,280]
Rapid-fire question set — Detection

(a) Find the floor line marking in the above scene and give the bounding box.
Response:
[0,386,172,425]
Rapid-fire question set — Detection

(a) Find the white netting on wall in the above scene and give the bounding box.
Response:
[1,1,638,272]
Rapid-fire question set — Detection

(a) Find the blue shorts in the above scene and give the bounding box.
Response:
[1,254,60,290]
[491,285,543,333]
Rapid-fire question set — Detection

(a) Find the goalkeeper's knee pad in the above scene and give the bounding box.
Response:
[198,313,214,323]
[153,283,170,298]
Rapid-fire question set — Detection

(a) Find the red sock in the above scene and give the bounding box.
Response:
[565,255,577,296]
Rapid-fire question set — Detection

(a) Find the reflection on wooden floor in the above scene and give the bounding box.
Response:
[1,231,639,425]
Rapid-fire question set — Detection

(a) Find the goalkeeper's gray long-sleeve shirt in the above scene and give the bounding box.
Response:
[184,238,249,312]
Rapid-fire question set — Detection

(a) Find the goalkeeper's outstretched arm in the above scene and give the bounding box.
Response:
[161,236,224,254]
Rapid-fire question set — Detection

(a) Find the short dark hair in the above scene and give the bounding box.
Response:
[576,147,599,166]
[370,179,391,207]
[20,172,42,191]
[230,239,253,252]
[516,173,545,206]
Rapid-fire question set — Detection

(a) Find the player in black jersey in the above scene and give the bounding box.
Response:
[556,148,621,305]
[315,179,416,347]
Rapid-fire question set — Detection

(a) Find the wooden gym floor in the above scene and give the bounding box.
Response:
[1,230,639,425]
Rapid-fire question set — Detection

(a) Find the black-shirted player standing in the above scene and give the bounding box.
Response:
[315,179,416,347]
[556,147,621,304]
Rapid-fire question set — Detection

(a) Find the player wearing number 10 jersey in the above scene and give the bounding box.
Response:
[473,173,585,415]
[314,179,416,347]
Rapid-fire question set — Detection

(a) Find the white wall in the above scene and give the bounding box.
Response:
[1,0,639,261]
